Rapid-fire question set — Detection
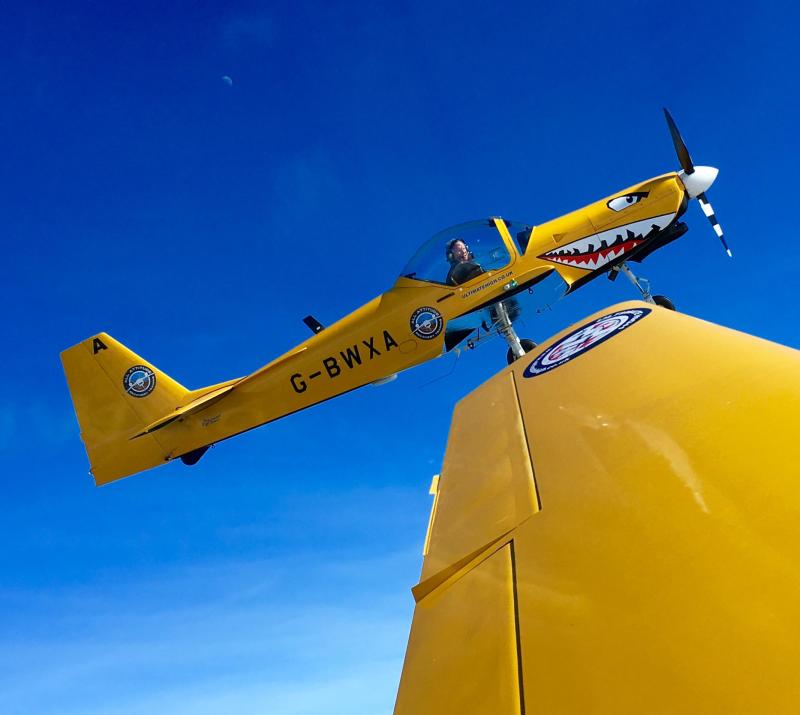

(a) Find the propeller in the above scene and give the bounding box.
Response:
[663,108,731,257]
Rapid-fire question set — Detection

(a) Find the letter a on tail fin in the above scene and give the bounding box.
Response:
[61,333,189,486]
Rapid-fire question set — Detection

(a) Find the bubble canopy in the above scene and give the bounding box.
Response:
[400,219,514,286]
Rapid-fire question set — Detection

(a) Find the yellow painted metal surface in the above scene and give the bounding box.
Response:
[395,302,800,713]
[395,543,521,715]
[420,371,539,583]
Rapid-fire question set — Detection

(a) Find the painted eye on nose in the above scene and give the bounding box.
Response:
[607,192,649,212]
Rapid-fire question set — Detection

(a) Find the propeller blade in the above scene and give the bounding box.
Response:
[697,192,732,258]
[663,108,695,175]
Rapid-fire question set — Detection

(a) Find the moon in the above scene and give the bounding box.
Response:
[221,75,233,86]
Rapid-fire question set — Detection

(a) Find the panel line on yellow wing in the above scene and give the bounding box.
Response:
[510,370,542,511]
[510,539,526,715]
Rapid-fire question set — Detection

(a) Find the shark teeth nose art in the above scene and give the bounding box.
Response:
[540,213,675,270]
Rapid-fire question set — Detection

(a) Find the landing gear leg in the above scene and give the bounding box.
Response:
[494,301,536,365]
[495,301,524,358]
[614,262,655,303]
[612,262,676,310]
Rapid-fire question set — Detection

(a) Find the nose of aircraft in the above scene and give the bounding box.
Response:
[678,165,719,199]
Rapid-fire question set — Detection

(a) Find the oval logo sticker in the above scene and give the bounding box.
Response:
[523,307,651,377]
[410,306,444,340]
[123,365,157,397]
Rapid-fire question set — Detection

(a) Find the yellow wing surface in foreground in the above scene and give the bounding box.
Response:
[395,301,800,714]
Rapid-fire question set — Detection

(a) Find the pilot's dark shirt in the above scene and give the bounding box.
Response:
[446,260,485,286]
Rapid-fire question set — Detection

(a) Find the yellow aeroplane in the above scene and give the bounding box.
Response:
[62,110,728,485]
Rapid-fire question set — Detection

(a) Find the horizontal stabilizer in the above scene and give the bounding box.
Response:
[128,346,311,440]
[131,382,237,438]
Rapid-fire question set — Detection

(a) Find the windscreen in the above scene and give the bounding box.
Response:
[400,219,512,286]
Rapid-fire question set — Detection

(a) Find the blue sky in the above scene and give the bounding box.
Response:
[2,1,798,713]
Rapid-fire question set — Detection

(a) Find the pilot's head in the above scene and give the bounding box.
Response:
[446,239,472,264]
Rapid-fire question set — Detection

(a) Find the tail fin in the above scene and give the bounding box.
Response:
[61,333,188,485]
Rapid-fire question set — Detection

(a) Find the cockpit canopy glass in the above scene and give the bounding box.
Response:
[400,219,512,286]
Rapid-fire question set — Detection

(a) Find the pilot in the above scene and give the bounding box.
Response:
[445,238,484,286]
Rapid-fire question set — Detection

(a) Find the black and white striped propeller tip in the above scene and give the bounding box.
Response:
[698,192,732,258]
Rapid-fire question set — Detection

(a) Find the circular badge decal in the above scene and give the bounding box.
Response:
[523,307,651,378]
[410,306,444,340]
[123,365,157,397]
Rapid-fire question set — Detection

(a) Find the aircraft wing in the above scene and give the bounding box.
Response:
[394,301,800,714]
